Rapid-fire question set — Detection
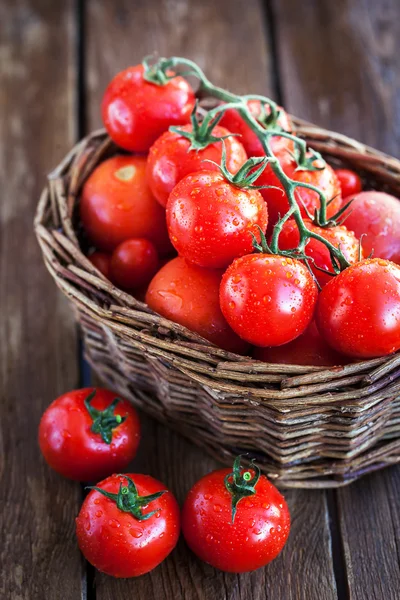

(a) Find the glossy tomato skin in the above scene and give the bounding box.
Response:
[335,168,362,198]
[253,320,347,366]
[278,219,360,287]
[89,252,111,279]
[102,64,195,152]
[166,171,269,269]
[258,151,342,233]
[316,258,400,358]
[110,238,159,289]
[220,254,318,347]
[38,388,140,481]
[220,100,293,158]
[76,473,180,578]
[146,257,249,354]
[80,156,172,256]
[342,191,400,264]
[182,468,290,573]
[146,125,247,207]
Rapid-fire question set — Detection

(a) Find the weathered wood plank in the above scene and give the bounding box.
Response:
[0,1,83,599]
[86,1,337,598]
[273,1,400,598]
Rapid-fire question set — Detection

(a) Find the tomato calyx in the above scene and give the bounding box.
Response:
[206,142,275,190]
[224,456,260,523]
[303,194,355,229]
[170,102,236,151]
[142,55,177,86]
[84,390,127,444]
[87,475,166,521]
[290,146,325,173]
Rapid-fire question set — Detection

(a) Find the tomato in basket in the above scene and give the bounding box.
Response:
[110,238,159,290]
[334,168,362,198]
[89,251,111,279]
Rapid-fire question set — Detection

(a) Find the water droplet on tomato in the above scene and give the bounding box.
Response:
[270,527,275,535]
[249,518,256,527]
[109,519,120,528]
[206,533,214,543]
[94,499,100,505]
[204,493,212,501]
[95,510,103,518]
[213,504,222,513]
[130,529,143,538]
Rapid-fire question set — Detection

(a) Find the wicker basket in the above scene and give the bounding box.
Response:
[35,120,400,488]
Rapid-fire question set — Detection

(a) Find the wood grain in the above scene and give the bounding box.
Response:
[85,1,337,598]
[0,1,83,599]
[273,0,400,597]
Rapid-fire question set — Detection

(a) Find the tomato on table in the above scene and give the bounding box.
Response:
[76,473,180,578]
[334,168,362,198]
[110,238,159,289]
[166,171,269,269]
[80,155,172,256]
[38,388,140,481]
[102,64,195,152]
[182,456,290,573]
[316,258,400,358]
[220,100,293,158]
[146,257,249,354]
[278,218,361,287]
[89,251,111,279]
[220,254,318,347]
[146,124,247,207]
[341,191,400,264]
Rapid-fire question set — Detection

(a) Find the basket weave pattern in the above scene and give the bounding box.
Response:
[35,121,400,488]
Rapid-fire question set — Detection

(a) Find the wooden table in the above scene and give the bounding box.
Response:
[2,1,400,598]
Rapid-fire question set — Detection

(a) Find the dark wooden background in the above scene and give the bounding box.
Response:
[1,1,400,599]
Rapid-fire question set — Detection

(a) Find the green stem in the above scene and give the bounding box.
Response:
[84,390,127,444]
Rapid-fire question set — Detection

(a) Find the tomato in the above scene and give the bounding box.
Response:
[220,100,293,158]
[258,150,342,233]
[110,238,159,289]
[342,191,400,264]
[146,125,247,207]
[334,168,362,198]
[166,171,269,269]
[220,254,318,346]
[253,321,347,366]
[38,388,140,481]
[182,456,290,573]
[76,473,180,577]
[102,64,195,152]
[146,257,249,354]
[80,156,172,255]
[89,251,111,279]
[278,218,361,287]
[316,258,400,358]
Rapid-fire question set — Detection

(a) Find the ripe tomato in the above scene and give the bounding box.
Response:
[89,251,111,279]
[146,257,249,354]
[220,254,318,346]
[80,156,172,255]
[102,64,195,152]
[76,473,180,577]
[258,151,342,232]
[316,258,400,358]
[335,168,362,198]
[182,456,290,573]
[342,191,400,264]
[38,388,140,481]
[110,238,159,289]
[220,100,293,158]
[166,171,269,269]
[146,125,247,207]
[253,321,347,366]
[278,218,361,287]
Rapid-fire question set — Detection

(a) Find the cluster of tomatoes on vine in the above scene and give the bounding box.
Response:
[82,57,400,365]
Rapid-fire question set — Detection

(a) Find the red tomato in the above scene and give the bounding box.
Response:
[335,168,362,198]
[146,257,249,354]
[89,251,111,279]
[316,258,400,358]
[110,238,159,289]
[342,191,400,264]
[220,254,318,346]
[258,151,342,233]
[253,321,347,366]
[220,100,293,157]
[80,156,172,255]
[166,171,269,269]
[182,457,290,573]
[102,64,195,152]
[146,125,248,207]
[38,388,140,481]
[76,473,180,577]
[278,218,361,287]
